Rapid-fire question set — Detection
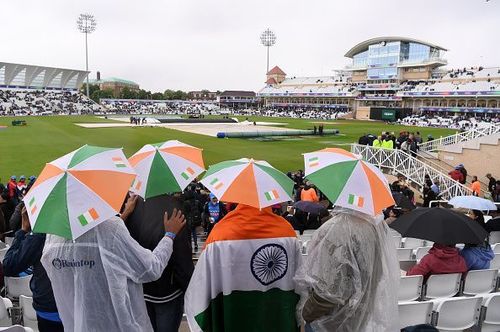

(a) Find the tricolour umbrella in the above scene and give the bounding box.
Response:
[390,207,488,245]
[303,148,394,216]
[200,158,294,209]
[128,140,205,199]
[448,195,498,211]
[23,145,136,240]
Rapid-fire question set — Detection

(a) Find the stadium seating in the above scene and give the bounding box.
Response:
[398,275,423,302]
[4,277,32,300]
[392,235,402,248]
[423,273,461,299]
[403,237,426,249]
[398,301,433,329]
[397,248,413,261]
[431,296,482,331]
[490,232,500,245]
[414,247,432,261]
[0,297,13,327]
[480,293,500,332]
[19,296,37,331]
[462,269,498,296]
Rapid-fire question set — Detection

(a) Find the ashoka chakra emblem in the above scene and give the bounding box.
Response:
[250,244,288,286]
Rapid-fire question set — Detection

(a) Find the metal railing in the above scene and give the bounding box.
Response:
[351,144,473,200]
[419,123,500,152]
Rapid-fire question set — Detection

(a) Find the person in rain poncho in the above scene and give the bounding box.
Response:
[294,207,399,332]
[41,195,186,332]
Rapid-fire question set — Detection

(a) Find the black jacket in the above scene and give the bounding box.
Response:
[126,195,194,303]
[3,230,58,313]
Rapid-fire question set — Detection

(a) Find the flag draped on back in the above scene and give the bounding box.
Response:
[185,205,301,332]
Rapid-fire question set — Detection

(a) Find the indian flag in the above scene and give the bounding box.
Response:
[348,193,364,207]
[112,157,127,168]
[132,178,142,191]
[210,178,224,190]
[264,189,279,201]
[28,196,37,214]
[181,167,195,180]
[185,206,301,332]
[308,156,319,167]
[77,208,99,226]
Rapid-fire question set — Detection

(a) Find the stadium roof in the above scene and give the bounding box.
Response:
[267,66,286,75]
[92,77,139,87]
[0,61,89,90]
[344,37,448,58]
[266,77,277,85]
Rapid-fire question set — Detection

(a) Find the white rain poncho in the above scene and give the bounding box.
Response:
[294,208,399,332]
[41,216,173,332]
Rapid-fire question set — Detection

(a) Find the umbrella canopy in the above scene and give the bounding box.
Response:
[24,145,136,240]
[392,192,416,210]
[200,158,294,209]
[303,148,394,216]
[485,217,500,232]
[448,195,498,211]
[128,140,205,199]
[389,207,488,245]
[293,201,328,216]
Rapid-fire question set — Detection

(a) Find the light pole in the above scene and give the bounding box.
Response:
[77,13,97,97]
[260,28,276,74]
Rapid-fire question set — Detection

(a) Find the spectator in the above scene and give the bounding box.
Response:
[27,175,37,192]
[449,166,465,183]
[407,243,468,279]
[202,193,227,235]
[182,189,203,251]
[7,176,17,202]
[493,180,500,202]
[470,176,481,196]
[457,164,467,185]
[126,194,194,332]
[300,182,319,202]
[459,210,494,270]
[41,196,186,331]
[3,206,63,332]
[486,173,496,196]
[295,208,399,331]
[372,135,382,148]
[430,180,441,196]
[427,134,434,142]
[381,136,394,149]
[423,182,438,207]
[16,175,27,200]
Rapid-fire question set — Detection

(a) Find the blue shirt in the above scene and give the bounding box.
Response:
[35,310,62,322]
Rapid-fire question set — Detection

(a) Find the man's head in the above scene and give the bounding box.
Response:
[10,175,16,181]
[209,193,218,204]
[486,173,492,179]
[20,175,26,182]
[472,175,478,182]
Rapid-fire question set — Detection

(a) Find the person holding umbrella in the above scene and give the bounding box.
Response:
[459,210,495,270]
[406,243,468,278]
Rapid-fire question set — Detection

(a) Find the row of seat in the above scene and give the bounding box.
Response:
[399,293,500,331]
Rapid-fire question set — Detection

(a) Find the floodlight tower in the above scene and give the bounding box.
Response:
[260,29,276,74]
[77,13,97,97]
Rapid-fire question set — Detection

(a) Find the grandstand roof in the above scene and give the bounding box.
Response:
[266,77,277,85]
[344,36,448,58]
[267,66,286,75]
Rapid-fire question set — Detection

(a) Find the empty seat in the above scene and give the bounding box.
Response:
[491,243,500,254]
[0,297,13,327]
[392,235,402,248]
[0,326,34,332]
[491,255,500,270]
[481,293,500,332]
[0,242,7,250]
[432,296,482,331]
[424,273,461,299]
[3,238,13,246]
[490,232,500,245]
[398,301,433,329]
[414,246,432,261]
[463,269,498,296]
[4,276,32,299]
[302,240,310,255]
[403,237,426,249]
[302,230,315,236]
[0,249,8,261]
[19,296,37,331]
[398,275,423,302]
[397,248,413,261]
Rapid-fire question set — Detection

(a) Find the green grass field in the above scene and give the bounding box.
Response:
[0,115,455,180]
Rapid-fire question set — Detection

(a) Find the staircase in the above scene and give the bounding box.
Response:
[419,123,500,153]
[351,144,473,200]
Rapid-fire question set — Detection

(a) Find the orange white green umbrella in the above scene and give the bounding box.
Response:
[304,148,394,216]
[23,145,136,240]
[128,140,205,199]
[200,158,294,209]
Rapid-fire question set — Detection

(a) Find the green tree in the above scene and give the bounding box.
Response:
[137,89,152,100]
[80,83,100,97]
[90,88,114,103]
[163,89,176,100]
[151,92,164,100]
[120,87,138,99]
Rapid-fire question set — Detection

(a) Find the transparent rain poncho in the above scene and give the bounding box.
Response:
[294,208,399,332]
[41,216,173,332]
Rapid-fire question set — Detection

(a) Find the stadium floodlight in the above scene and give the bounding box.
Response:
[77,13,97,97]
[260,29,277,74]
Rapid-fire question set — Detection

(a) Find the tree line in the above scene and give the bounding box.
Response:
[81,84,192,103]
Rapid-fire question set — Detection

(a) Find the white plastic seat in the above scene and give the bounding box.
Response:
[19,296,37,331]
[302,230,315,236]
[0,298,13,327]
[398,275,423,302]
[463,269,498,296]
[424,273,461,299]
[3,238,13,247]
[403,237,426,249]
[398,301,433,329]
[490,255,500,270]
[397,248,413,261]
[0,326,34,332]
[414,246,432,261]
[0,249,8,262]
[432,296,482,331]
[490,232,500,245]
[0,242,7,250]
[481,292,500,332]
[392,235,402,248]
[491,243,500,254]
[4,276,32,299]
[302,240,310,255]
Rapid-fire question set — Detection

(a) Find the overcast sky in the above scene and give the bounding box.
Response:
[1,0,499,92]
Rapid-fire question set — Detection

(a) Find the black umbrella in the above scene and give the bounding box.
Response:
[293,201,328,216]
[485,217,500,232]
[389,207,488,245]
[392,192,416,210]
